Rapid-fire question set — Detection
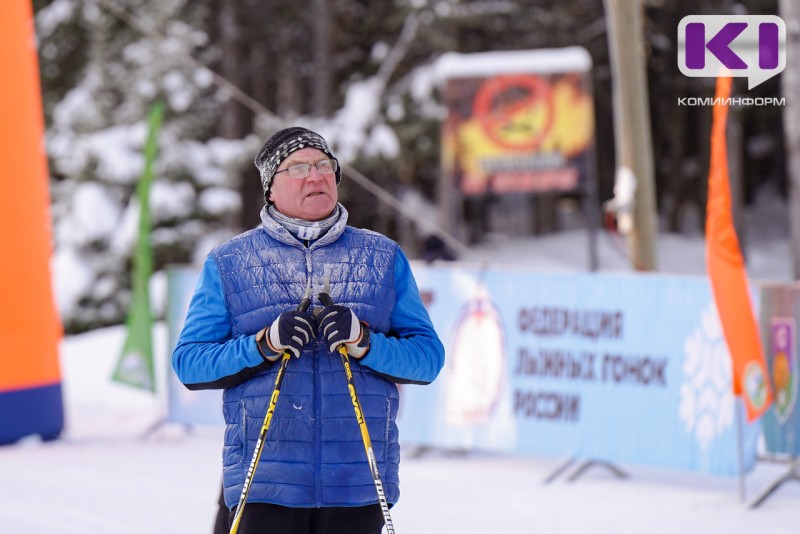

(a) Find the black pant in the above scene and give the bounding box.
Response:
[229,502,385,534]
[214,486,229,534]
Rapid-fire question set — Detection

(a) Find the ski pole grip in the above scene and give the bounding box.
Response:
[297,295,312,313]
[297,281,313,312]
[318,292,334,307]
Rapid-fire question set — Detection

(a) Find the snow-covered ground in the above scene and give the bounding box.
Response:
[1,324,799,533]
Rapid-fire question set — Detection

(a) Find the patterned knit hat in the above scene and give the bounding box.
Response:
[254,127,341,203]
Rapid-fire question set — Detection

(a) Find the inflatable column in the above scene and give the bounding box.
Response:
[0,1,64,444]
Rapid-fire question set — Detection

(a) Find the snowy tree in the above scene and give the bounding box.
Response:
[37,0,257,332]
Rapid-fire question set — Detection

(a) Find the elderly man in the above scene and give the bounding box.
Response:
[172,127,445,534]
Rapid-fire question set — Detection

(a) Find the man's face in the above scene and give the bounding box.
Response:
[269,148,338,221]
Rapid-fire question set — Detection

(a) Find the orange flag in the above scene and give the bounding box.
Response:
[706,75,772,421]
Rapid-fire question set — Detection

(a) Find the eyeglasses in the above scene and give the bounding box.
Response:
[274,159,338,180]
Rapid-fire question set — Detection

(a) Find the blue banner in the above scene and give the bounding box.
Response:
[165,267,224,426]
[399,264,761,476]
[164,262,763,475]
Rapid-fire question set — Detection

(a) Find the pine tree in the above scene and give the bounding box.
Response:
[37,0,256,332]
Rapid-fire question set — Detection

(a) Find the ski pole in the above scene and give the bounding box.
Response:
[318,281,396,534]
[229,281,312,534]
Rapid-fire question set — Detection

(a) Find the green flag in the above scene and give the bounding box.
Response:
[112,102,164,391]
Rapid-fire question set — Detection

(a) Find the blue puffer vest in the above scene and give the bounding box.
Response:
[212,215,401,509]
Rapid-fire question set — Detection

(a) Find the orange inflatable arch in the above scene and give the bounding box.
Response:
[0,1,64,444]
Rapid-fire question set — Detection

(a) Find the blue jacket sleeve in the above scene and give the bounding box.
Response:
[359,249,445,384]
[171,255,271,390]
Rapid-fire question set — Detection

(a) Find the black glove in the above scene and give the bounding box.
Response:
[263,310,316,359]
[317,304,370,358]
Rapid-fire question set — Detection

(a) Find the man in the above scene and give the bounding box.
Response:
[172,127,445,533]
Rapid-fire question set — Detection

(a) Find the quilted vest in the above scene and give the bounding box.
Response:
[213,219,401,509]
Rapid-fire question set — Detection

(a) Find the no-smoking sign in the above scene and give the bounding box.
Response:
[473,74,554,151]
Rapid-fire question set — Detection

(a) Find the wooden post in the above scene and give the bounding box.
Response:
[780,0,800,279]
[604,0,658,270]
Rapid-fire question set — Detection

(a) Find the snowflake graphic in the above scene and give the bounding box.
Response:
[678,302,735,450]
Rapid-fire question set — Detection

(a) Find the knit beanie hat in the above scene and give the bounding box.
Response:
[254,127,341,203]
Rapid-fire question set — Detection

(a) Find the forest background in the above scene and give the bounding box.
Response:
[33,0,792,333]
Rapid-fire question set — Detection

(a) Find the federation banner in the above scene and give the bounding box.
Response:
[399,264,761,476]
[164,263,764,475]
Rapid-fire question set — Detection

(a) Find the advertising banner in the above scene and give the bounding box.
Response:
[438,48,595,196]
[759,284,800,455]
[399,264,761,476]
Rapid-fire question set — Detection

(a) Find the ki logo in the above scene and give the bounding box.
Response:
[678,15,786,89]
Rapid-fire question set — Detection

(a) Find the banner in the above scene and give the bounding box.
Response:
[760,284,800,455]
[163,262,764,475]
[113,102,164,391]
[705,75,772,421]
[438,48,595,196]
[165,267,223,426]
[399,265,761,476]
[0,0,64,444]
